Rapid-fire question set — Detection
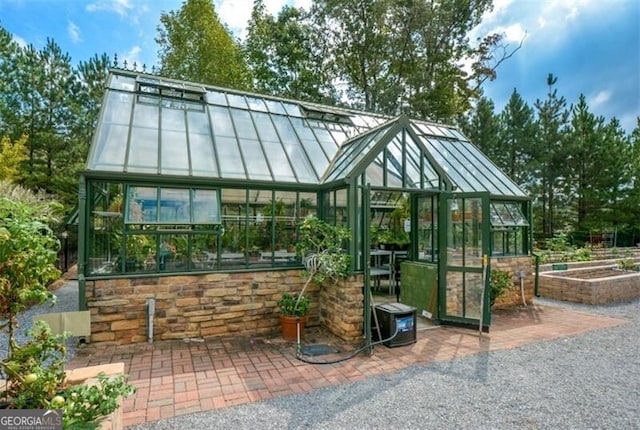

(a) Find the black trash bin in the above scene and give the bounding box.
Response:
[374,303,417,347]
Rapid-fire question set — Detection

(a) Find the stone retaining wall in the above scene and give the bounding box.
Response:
[85,270,364,345]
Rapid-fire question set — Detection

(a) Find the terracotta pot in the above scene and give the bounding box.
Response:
[279,314,306,341]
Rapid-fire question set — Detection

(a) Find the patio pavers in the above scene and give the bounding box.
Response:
[66,304,629,428]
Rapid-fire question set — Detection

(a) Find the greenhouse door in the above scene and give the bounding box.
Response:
[438,192,491,330]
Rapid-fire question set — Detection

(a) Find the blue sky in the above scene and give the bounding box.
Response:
[0,0,638,132]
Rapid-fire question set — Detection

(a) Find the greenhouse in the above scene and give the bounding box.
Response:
[78,68,533,345]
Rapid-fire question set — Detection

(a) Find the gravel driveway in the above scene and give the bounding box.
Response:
[4,282,639,429]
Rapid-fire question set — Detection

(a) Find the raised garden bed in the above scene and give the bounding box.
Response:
[539,265,640,305]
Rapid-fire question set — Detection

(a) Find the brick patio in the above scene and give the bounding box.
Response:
[67,303,629,428]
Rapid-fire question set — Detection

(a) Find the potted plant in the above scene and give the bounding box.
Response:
[276,292,310,341]
[275,218,350,341]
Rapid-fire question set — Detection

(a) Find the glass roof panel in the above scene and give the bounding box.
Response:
[327,124,349,145]
[289,117,329,176]
[205,90,227,106]
[423,137,477,192]
[88,91,133,170]
[262,140,297,182]
[91,124,129,170]
[89,71,528,199]
[271,116,317,182]
[161,108,189,175]
[241,139,272,180]
[107,74,135,91]
[128,103,159,173]
[245,96,268,112]
[454,140,526,197]
[282,102,302,117]
[230,109,258,139]
[215,136,246,179]
[326,126,388,182]
[187,109,217,177]
[305,120,339,158]
[226,93,247,109]
[264,99,287,115]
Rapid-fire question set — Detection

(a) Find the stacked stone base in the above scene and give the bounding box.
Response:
[85,270,364,345]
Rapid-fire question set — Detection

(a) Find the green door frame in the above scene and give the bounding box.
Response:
[437,191,491,331]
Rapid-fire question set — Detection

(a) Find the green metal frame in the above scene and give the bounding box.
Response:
[437,191,492,329]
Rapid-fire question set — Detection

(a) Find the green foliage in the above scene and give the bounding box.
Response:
[63,373,136,429]
[311,0,504,120]
[0,194,61,338]
[296,217,351,285]
[616,258,636,271]
[156,0,251,89]
[0,321,135,428]
[277,292,310,317]
[245,1,334,103]
[1,321,67,409]
[572,247,592,261]
[0,135,28,181]
[545,232,572,252]
[489,269,513,306]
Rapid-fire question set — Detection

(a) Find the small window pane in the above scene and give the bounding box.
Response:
[159,188,190,223]
[193,189,220,224]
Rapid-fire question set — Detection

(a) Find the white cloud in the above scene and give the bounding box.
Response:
[86,0,132,17]
[588,90,611,110]
[494,23,526,43]
[120,45,142,68]
[216,0,313,40]
[68,21,82,44]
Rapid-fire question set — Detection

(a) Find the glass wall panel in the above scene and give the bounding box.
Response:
[192,189,220,224]
[463,198,483,267]
[159,188,190,223]
[87,183,124,275]
[464,272,483,319]
[417,195,438,262]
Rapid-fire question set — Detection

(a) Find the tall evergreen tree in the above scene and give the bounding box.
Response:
[156,0,251,89]
[533,73,570,236]
[460,96,502,167]
[499,89,536,187]
[565,94,606,232]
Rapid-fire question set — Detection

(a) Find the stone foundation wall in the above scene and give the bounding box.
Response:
[539,270,640,304]
[491,256,535,309]
[319,275,364,343]
[85,270,321,344]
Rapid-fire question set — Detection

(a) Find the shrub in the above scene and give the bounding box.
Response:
[490,270,513,307]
